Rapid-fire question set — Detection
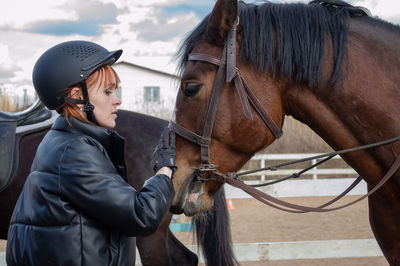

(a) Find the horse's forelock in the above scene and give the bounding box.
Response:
[174,15,210,79]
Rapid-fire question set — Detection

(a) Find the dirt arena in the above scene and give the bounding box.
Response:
[1,196,388,265]
[174,196,388,266]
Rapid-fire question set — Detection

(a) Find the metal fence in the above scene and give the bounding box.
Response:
[225,153,365,198]
[244,153,357,181]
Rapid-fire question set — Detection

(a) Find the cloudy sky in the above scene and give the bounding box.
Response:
[1,0,399,96]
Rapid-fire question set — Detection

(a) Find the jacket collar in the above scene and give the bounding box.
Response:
[51,116,124,153]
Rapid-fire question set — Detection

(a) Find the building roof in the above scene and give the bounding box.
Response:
[114,61,178,78]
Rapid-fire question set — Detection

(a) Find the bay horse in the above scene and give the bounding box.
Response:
[170,0,400,264]
[0,106,235,265]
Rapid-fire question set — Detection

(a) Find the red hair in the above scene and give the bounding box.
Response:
[59,65,120,125]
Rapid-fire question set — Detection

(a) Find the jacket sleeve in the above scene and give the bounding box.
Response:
[59,137,175,237]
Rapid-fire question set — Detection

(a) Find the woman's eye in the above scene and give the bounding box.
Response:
[184,83,203,97]
[105,89,112,95]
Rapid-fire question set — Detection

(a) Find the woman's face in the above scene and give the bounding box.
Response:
[87,67,121,129]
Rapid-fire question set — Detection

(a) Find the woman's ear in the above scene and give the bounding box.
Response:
[69,87,83,100]
[68,86,85,111]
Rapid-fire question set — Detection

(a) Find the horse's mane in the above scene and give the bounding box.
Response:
[176,0,376,88]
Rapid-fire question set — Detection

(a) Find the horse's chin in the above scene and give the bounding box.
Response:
[182,192,215,216]
[171,175,216,216]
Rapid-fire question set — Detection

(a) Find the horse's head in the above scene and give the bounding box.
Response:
[170,0,286,216]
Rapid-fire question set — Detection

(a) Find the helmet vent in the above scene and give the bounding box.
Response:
[62,45,100,61]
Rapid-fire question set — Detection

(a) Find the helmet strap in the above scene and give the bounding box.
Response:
[80,81,98,125]
[65,81,98,125]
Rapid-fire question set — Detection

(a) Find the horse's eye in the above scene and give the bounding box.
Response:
[184,83,203,97]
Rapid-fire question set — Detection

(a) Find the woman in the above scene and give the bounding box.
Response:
[6,40,176,266]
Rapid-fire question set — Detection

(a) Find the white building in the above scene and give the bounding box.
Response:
[113,61,180,120]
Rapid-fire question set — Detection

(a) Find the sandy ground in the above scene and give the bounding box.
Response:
[1,196,389,265]
[174,196,389,266]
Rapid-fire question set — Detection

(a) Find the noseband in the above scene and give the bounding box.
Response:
[169,18,282,174]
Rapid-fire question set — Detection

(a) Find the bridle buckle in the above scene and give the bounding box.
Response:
[194,164,218,182]
[198,163,218,172]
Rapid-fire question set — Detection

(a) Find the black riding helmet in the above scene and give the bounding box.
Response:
[32,40,122,123]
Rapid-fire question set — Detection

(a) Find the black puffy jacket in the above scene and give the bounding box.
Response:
[6,116,175,266]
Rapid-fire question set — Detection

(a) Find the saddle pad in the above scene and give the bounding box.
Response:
[0,121,17,191]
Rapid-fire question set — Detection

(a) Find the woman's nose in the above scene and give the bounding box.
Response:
[113,92,122,105]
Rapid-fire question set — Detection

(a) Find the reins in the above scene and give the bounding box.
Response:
[209,152,400,213]
[170,13,400,213]
[247,154,336,188]
[205,136,400,213]
[235,135,400,187]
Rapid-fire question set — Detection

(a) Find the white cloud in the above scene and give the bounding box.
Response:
[0,43,15,69]
[0,0,75,29]
[0,30,86,87]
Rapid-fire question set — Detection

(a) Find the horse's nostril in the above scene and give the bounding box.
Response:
[169,205,184,215]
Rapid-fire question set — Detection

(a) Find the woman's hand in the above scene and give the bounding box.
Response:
[152,127,177,178]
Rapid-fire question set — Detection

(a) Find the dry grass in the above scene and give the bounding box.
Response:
[267,116,332,153]
[0,94,16,112]
[0,94,34,112]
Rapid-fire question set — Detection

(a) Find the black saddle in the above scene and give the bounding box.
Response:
[0,100,54,192]
[0,99,52,126]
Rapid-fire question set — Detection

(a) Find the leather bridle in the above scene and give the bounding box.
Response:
[169,17,282,173]
[168,16,400,213]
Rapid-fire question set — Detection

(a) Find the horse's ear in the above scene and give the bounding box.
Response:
[205,0,238,45]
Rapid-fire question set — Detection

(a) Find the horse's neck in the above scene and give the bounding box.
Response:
[347,19,400,79]
[282,85,360,152]
[283,79,400,186]
[282,19,400,186]
[348,19,400,56]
